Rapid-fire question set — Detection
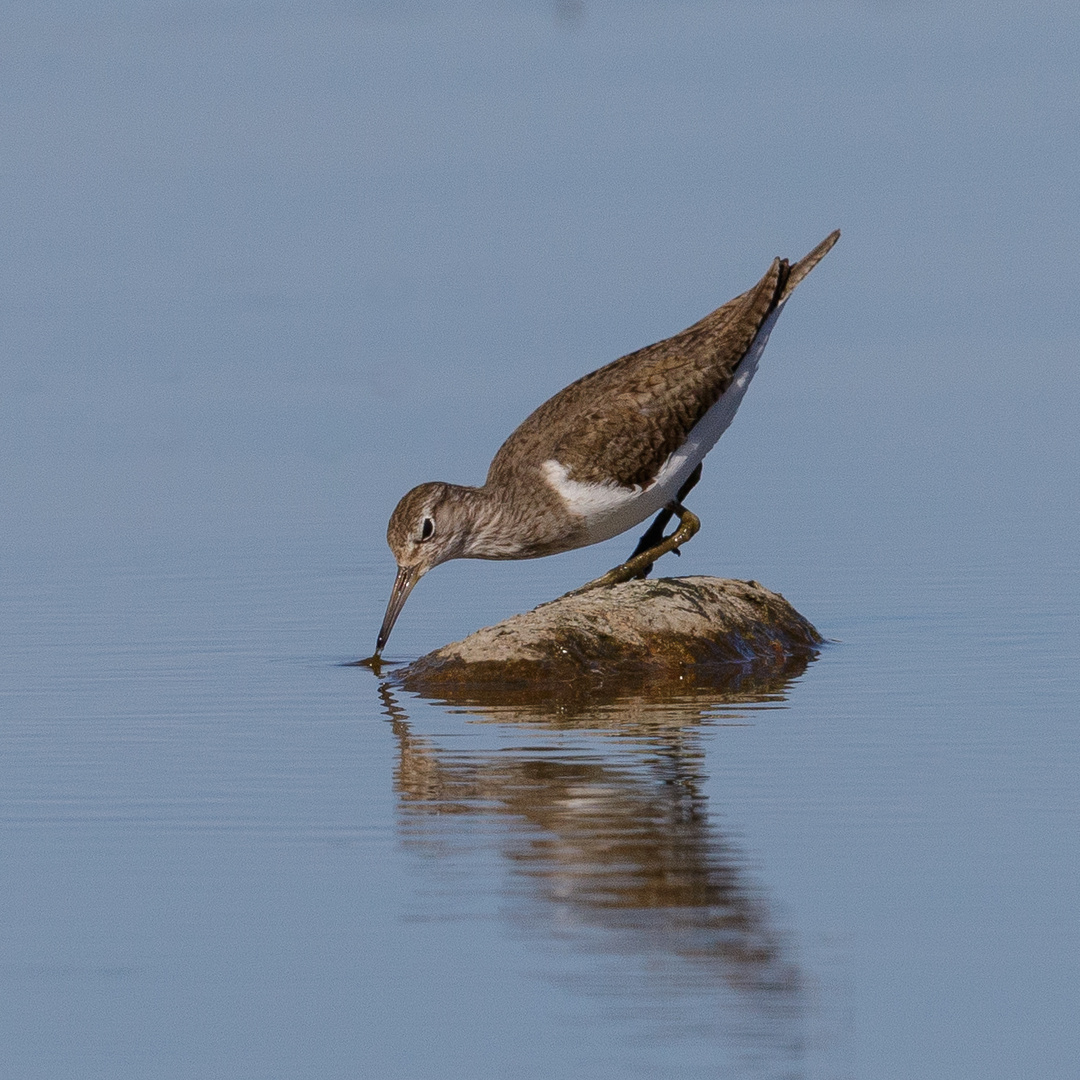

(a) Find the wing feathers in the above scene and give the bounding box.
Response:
[487,232,839,492]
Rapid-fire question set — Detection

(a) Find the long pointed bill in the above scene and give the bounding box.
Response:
[375,563,421,655]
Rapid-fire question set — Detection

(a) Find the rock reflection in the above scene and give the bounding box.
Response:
[397,650,814,718]
[379,665,810,1001]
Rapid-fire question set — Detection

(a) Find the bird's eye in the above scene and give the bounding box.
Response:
[419,517,435,542]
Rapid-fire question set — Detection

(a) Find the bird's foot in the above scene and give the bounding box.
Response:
[619,462,700,582]
[570,504,700,595]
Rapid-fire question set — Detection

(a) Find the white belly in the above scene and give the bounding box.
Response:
[542,305,782,546]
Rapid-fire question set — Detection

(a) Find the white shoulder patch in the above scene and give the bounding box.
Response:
[541,460,641,519]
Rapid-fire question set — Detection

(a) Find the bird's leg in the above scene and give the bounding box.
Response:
[625,462,703,579]
[570,501,701,595]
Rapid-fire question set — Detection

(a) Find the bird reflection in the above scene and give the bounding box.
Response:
[378,669,807,999]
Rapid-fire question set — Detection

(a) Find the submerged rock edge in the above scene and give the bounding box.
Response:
[398,576,823,690]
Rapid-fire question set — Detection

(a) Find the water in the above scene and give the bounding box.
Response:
[4,535,1076,1078]
[3,3,1079,1078]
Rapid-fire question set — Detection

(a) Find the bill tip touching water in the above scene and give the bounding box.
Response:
[369,230,840,660]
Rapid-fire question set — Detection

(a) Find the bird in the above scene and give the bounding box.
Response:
[372,230,839,657]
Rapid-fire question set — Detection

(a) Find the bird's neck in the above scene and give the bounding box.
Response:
[450,482,572,561]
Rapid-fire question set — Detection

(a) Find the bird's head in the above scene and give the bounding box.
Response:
[375,482,472,654]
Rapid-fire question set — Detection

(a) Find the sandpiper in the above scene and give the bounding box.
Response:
[373,230,839,656]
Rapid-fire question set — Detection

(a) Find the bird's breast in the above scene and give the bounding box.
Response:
[539,460,648,545]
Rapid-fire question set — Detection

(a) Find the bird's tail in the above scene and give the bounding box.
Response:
[779,229,841,303]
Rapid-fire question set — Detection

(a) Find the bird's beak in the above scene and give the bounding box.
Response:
[375,563,421,655]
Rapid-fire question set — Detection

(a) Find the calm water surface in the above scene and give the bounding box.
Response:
[2,529,1077,1079]
[3,2,1079,1077]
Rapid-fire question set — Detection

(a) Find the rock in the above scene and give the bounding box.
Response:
[397,576,822,700]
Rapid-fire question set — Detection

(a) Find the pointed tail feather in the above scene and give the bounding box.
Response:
[780,229,840,302]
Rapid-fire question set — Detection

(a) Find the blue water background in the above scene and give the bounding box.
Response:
[2,3,1078,1078]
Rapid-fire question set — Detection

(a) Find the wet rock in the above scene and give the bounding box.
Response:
[398,576,822,696]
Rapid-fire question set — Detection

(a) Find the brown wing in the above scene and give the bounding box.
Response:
[488,231,839,490]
